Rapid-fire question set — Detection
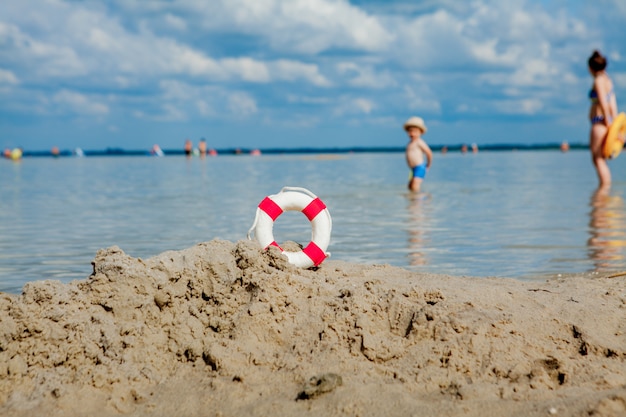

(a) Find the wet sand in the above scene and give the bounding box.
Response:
[1,239,625,416]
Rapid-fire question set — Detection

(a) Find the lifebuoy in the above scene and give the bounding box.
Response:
[603,112,626,159]
[248,187,332,268]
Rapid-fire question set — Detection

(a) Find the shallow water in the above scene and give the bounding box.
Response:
[2,150,626,293]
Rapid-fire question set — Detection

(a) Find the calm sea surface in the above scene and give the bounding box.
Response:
[2,150,626,294]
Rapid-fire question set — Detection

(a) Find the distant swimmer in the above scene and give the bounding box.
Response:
[184,139,192,156]
[403,116,433,193]
[588,50,618,187]
[151,144,164,157]
[198,139,207,156]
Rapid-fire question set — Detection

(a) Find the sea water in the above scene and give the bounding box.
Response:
[2,150,626,294]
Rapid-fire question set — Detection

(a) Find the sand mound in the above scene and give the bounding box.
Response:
[1,239,625,416]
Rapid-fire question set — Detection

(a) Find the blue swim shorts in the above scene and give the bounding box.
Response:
[411,163,427,179]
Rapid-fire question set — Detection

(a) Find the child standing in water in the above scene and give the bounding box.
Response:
[404,116,433,192]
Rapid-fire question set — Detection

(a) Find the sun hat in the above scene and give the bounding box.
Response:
[403,116,427,133]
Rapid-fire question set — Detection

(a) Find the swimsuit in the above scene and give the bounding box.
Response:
[410,163,427,179]
[589,88,614,102]
[591,115,605,125]
[589,88,615,124]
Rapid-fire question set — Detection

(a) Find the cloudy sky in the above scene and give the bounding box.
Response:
[1,0,625,152]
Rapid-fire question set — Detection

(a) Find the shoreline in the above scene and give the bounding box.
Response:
[1,239,625,416]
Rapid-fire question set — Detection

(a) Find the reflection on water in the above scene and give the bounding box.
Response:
[588,187,626,271]
[406,192,432,267]
[6,151,626,292]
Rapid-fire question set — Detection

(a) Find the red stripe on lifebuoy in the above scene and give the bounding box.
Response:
[259,197,283,220]
[267,241,283,251]
[302,197,326,221]
[302,241,327,266]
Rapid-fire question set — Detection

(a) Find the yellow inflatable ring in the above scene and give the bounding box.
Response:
[603,112,626,159]
[10,148,23,161]
[248,187,332,268]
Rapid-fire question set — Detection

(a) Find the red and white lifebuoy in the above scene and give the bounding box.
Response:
[247,187,332,268]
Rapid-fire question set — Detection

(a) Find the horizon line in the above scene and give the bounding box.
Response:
[4,142,590,158]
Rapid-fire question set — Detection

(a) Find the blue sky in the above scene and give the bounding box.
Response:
[1,0,625,151]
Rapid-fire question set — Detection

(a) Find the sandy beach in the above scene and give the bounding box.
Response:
[1,239,625,416]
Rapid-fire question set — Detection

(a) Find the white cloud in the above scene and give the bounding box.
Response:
[478,56,564,91]
[613,72,626,86]
[114,76,132,88]
[394,2,588,76]
[221,57,270,82]
[196,99,213,116]
[495,98,544,115]
[388,1,597,120]
[336,62,395,88]
[286,94,331,105]
[171,48,223,77]
[395,9,471,69]
[0,69,18,84]
[0,22,86,77]
[261,113,322,128]
[353,98,374,114]
[271,60,331,87]
[52,90,109,115]
[276,0,393,53]
[163,13,188,31]
[332,96,375,116]
[184,0,394,54]
[4,6,335,88]
[157,103,187,121]
[456,103,477,114]
[132,103,186,121]
[0,0,625,149]
[156,80,260,119]
[159,79,195,100]
[228,92,257,117]
[0,1,335,89]
[87,27,116,51]
[403,85,442,114]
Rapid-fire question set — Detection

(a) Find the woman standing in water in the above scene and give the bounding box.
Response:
[588,50,619,187]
